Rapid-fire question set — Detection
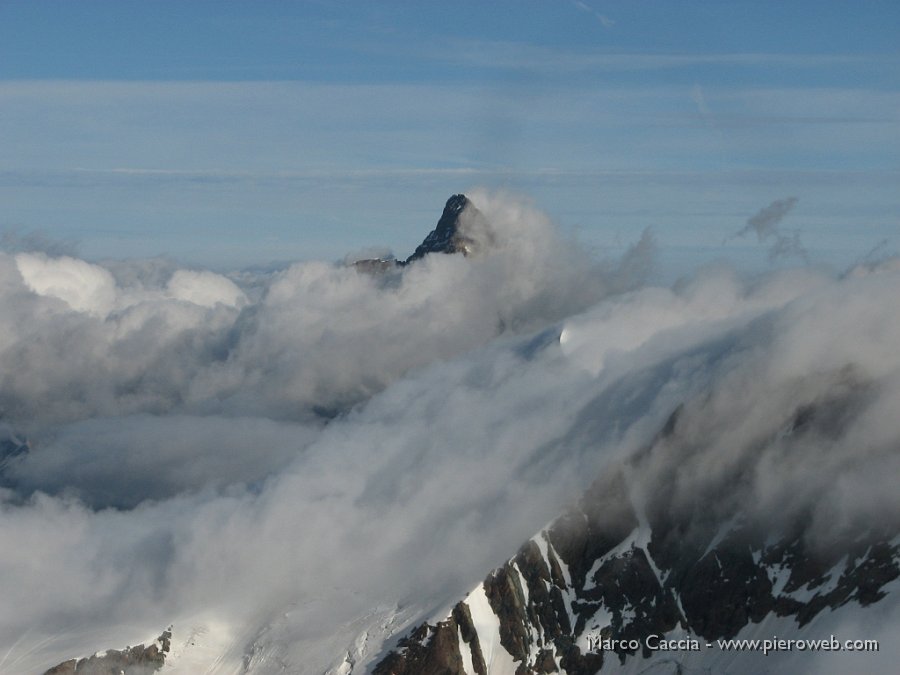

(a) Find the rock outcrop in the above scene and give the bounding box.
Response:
[43,629,171,675]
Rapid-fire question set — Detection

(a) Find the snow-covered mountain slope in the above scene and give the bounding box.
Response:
[373,397,899,674]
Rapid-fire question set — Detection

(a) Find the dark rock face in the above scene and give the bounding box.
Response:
[353,194,490,274]
[373,392,899,674]
[43,629,171,675]
[403,194,482,264]
[373,602,488,675]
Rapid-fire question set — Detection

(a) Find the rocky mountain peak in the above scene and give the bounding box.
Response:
[353,194,489,273]
[404,194,474,264]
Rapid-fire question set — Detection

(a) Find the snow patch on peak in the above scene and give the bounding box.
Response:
[464,584,519,674]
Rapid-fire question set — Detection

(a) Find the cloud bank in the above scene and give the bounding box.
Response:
[0,192,897,673]
[0,190,649,431]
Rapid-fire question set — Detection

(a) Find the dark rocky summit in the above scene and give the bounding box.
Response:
[353,194,489,273]
[403,194,482,264]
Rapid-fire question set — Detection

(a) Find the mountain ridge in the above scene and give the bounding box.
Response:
[371,378,900,674]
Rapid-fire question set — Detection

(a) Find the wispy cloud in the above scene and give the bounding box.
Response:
[435,40,879,73]
[0,79,895,267]
[571,0,615,28]
[732,197,807,262]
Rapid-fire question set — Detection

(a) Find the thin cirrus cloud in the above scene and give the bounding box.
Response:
[429,40,878,73]
[2,80,895,175]
[571,0,615,28]
[0,39,896,267]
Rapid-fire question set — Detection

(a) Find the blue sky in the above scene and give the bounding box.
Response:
[0,0,897,272]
